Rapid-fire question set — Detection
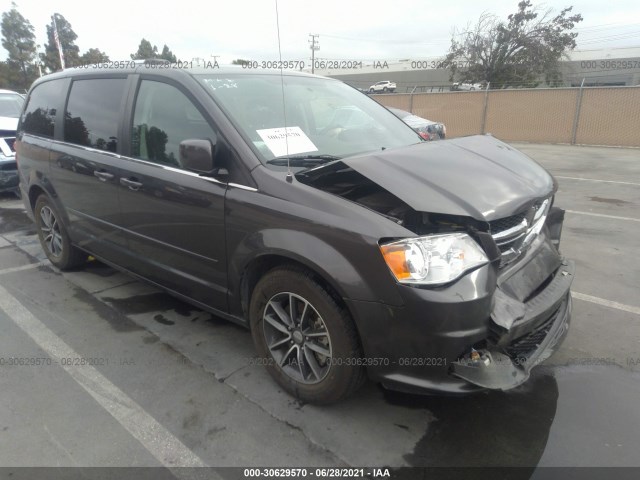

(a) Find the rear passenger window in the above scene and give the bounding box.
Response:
[64,78,126,152]
[21,79,65,138]
[131,80,216,168]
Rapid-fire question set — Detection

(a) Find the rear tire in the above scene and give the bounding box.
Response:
[250,266,365,404]
[34,194,86,270]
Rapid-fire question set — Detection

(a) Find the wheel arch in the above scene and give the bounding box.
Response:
[238,252,356,327]
[27,184,46,212]
[228,228,396,321]
[27,181,71,228]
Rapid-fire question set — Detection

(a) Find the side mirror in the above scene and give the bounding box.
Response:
[179,139,216,174]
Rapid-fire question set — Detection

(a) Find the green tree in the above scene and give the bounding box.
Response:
[0,61,15,90]
[130,39,177,62]
[1,2,38,90]
[41,13,80,71]
[444,1,583,88]
[80,48,109,64]
[159,44,176,62]
[130,38,157,60]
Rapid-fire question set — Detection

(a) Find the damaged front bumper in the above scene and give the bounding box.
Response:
[346,219,574,395]
[452,259,573,390]
[0,138,18,194]
[0,161,18,193]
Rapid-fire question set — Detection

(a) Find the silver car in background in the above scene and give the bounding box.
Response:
[388,107,446,141]
[0,89,25,197]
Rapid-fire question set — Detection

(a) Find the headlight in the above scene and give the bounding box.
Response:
[379,233,488,285]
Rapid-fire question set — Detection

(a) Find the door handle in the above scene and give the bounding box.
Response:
[120,177,143,191]
[94,170,114,181]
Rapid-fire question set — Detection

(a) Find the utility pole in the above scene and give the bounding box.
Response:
[52,14,65,70]
[308,34,319,73]
[35,45,43,77]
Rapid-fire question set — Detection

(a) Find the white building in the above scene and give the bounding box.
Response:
[315,46,640,91]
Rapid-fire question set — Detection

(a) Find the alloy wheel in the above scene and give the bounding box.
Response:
[262,292,332,384]
[39,205,63,257]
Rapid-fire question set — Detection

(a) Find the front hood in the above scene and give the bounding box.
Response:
[340,135,554,221]
[0,117,18,132]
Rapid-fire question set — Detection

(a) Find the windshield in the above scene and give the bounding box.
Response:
[196,74,420,167]
[0,93,25,118]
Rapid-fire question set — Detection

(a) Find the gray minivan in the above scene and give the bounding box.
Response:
[16,65,574,404]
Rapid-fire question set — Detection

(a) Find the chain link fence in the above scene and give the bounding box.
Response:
[373,85,640,147]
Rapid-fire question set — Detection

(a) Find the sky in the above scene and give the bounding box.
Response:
[1,0,639,63]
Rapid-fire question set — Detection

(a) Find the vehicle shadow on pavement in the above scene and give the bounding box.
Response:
[382,369,558,469]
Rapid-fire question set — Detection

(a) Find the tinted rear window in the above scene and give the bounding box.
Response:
[21,80,66,138]
[64,78,127,152]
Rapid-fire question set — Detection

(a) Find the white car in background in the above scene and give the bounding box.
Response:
[368,80,396,93]
[452,82,484,91]
[0,89,25,197]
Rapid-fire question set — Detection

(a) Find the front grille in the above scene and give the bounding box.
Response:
[490,212,529,267]
[489,199,551,267]
[4,138,15,152]
[506,308,559,359]
[489,212,527,235]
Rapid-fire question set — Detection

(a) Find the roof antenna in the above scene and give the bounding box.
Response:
[274,0,292,183]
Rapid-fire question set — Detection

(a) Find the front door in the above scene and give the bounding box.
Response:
[117,79,228,310]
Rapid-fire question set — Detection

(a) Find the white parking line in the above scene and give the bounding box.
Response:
[556,176,640,187]
[0,200,26,209]
[572,291,640,316]
[0,283,210,470]
[0,261,49,275]
[566,210,640,223]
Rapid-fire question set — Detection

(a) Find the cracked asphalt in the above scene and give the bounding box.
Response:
[0,143,639,472]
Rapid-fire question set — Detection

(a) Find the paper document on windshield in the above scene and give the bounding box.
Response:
[257,127,318,158]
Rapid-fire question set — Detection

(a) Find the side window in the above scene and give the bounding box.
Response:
[132,80,217,168]
[21,79,66,138]
[64,78,126,152]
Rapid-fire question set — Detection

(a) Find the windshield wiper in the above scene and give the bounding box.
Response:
[266,154,341,167]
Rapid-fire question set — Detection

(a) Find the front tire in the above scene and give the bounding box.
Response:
[34,194,86,270]
[250,266,365,404]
